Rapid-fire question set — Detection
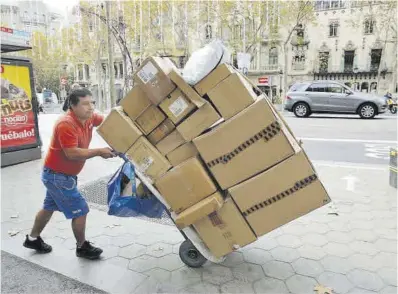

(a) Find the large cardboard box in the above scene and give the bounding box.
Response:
[168,70,207,108]
[134,57,176,105]
[194,197,257,258]
[135,105,166,135]
[167,142,198,166]
[120,86,151,120]
[97,107,142,153]
[177,102,221,141]
[147,119,175,145]
[207,73,257,119]
[174,192,224,229]
[159,88,196,124]
[228,151,331,237]
[193,98,300,189]
[126,137,171,181]
[155,157,217,213]
[194,63,235,96]
[156,129,186,155]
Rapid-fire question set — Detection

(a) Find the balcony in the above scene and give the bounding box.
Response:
[292,63,306,71]
[313,70,385,81]
[248,64,281,75]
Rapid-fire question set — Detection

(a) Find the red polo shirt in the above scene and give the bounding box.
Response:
[44,111,104,176]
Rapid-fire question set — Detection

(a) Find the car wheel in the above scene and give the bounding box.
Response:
[293,103,310,118]
[358,103,376,119]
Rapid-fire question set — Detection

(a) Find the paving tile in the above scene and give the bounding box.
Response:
[104,256,129,268]
[271,247,300,263]
[307,223,329,234]
[321,255,354,274]
[180,282,220,294]
[220,252,244,267]
[286,274,317,294]
[157,254,184,271]
[172,244,181,254]
[348,254,377,272]
[221,280,253,294]
[132,277,178,294]
[262,260,295,280]
[243,248,273,265]
[101,245,121,260]
[374,218,397,229]
[377,229,398,241]
[128,255,158,273]
[374,239,397,253]
[253,277,290,294]
[298,244,327,260]
[353,204,372,212]
[351,229,378,242]
[323,242,354,258]
[349,241,380,256]
[161,232,185,245]
[202,264,234,285]
[372,252,398,270]
[291,258,323,278]
[350,211,374,220]
[328,221,352,232]
[380,286,398,293]
[318,271,354,294]
[111,235,137,247]
[282,224,311,235]
[119,244,146,259]
[144,268,171,282]
[276,234,303,248]
[232,263,265,283]
[145,242,172,258]
[251,237,278,250]
[91,235,114,247]
[347,288,377,294]
[350,220,375,230]
[326,231,355,244]
[134,234,166,246]
[302,233,329,246]
[347,269,385,291]
[170,267,202,290]
[63,238,77,250]
[378,267,398,286]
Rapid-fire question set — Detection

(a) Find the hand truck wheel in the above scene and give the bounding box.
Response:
[179,240,207,268]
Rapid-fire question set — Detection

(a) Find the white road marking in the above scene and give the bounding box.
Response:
[341,175,359,191]
[365,143,391,160]
[299,137,397,144]
[313,161,386,171]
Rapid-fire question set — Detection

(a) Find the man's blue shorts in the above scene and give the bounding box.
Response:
[42,168,89,219]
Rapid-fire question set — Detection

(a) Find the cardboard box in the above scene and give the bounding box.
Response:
[194,63,235,96]
[194,197,257,258]
[167,142,198,166]
[97,107,142,153]
[156,129,186,155]
[229,151,331,237]
[120,86,151,120]
[207,73,257,119]
[174,192,224,229]
[126,137,171,181]
[168,70,206,108]
[134,57,176,105]
[147,119,175,145]
[193,98,300,189]
[155,157,217,213]
[159,88,196,124]
[135,105,166,135]
[177,102,221,141]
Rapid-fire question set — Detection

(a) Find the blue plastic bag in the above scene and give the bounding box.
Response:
[107,157,165,218]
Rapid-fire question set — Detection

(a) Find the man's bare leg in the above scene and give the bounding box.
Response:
[30,209,54,237]
[72,214,87,247]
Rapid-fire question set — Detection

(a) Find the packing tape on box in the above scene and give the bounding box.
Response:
[206,121,282,168]
[242,174,318,217]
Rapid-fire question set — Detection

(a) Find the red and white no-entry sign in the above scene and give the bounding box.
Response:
[258,77,268,85]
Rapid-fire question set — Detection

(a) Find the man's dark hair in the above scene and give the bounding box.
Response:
[62,88,92,112]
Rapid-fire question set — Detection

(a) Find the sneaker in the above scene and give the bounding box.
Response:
[23,235,52,253]
[76,241,103,260]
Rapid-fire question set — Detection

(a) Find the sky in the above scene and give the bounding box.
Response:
[42,0,78,16]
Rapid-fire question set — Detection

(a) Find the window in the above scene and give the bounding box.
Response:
[327,84,344,93]
[114,64,118,78]
[331,0,339,8]
[205,24,212,40]
[306,83,327,92]
[89,21,93,32]
[329,22,338,37]
[319,52,329,73]
[269,47,278,65]
[344,50,355,72]
[364,19,375,34]
[42,14,46,23]
[370,49,382,71]
[119,63,124,78]
[84,64,90,80]
[78,64,83,81]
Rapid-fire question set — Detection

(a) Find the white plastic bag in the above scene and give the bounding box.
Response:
[182,39,230,85]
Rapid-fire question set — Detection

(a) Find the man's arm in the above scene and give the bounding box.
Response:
[92,113,104,127]
[63,147,114,161]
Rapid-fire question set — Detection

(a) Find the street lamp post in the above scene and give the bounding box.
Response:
[279,69,284,112]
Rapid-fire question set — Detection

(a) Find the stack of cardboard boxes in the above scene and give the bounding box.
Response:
[98,56,331,258]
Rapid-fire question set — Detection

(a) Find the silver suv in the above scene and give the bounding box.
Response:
[284,81,387,119]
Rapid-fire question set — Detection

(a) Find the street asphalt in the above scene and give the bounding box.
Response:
[1,251,106,294]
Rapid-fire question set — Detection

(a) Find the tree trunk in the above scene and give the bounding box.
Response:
[96,45,103,112]
[105,1,116,109]
[282,43,289,110]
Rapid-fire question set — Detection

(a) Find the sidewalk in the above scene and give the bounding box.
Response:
[2,157,397,294]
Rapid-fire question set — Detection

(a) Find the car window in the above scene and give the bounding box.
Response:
[290,83,310,92]
[328,84,344,93]
[306,83,327,92]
